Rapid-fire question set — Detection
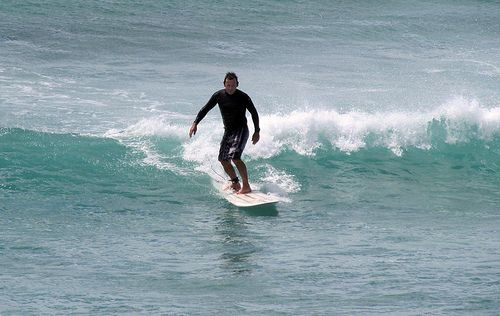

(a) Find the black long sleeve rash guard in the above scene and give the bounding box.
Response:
[194,89,260,133]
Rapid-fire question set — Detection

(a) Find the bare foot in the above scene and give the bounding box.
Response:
[237,186,251,194]
[230,182,241,191]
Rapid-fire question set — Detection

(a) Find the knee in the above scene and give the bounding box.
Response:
[232,159,244,167]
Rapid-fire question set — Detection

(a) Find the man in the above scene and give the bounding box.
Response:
[189,72,260,194]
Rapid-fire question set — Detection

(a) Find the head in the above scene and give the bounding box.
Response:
[223,72,238,95]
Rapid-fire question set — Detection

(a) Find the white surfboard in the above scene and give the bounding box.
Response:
[220,186,279,207]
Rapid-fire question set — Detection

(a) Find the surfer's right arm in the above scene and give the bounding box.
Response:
[189,122,197,138]
[190,91,219,137]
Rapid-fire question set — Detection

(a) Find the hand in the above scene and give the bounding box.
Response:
[252,131,260,145]
[189,123,197,138]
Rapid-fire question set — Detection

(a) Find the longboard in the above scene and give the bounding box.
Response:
[220,186,279,207]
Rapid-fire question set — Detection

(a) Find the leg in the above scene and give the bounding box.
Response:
[221,160,241,191]
[232,159,251,194]
[218,127,250,193]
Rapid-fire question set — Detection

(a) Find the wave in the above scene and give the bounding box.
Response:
[4,96,497,164]
[0,128,191,201]
[95,96,499,199]
[2,96,498,199]
[109,96,498,162]
[0,129,125,194]
[1,108,498,208]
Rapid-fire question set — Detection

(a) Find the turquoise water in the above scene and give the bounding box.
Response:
[1,0,499,315]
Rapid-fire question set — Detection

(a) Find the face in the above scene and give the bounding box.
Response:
[224,78,237,95]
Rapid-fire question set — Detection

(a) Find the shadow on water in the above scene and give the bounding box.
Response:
[215,204,278,275]
[239,204,279,217]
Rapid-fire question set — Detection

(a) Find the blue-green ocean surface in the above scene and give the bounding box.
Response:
[1,0,499,315]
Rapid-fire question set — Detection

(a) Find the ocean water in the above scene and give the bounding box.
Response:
[1,0,499,314]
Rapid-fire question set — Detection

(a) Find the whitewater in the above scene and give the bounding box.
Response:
[1,0,499,315]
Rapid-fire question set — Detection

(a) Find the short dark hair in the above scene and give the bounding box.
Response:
[224,72,239,85]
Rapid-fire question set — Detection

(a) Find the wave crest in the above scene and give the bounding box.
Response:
[246,96,499,157]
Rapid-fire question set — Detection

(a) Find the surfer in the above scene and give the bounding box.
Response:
[189,72,260,194]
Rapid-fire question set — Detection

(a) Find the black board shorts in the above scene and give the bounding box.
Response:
[218,126,249,161]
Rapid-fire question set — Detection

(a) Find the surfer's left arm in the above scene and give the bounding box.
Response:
[246,96,260,145]
[252,130,260,144]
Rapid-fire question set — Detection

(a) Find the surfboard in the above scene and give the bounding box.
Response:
[220,186,279,207]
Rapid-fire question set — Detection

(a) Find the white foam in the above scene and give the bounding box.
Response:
[104,115,194,175]
[257,164,301,196]
[436,96,500,143]
[244,96,500,157]
[104,115,189,139]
